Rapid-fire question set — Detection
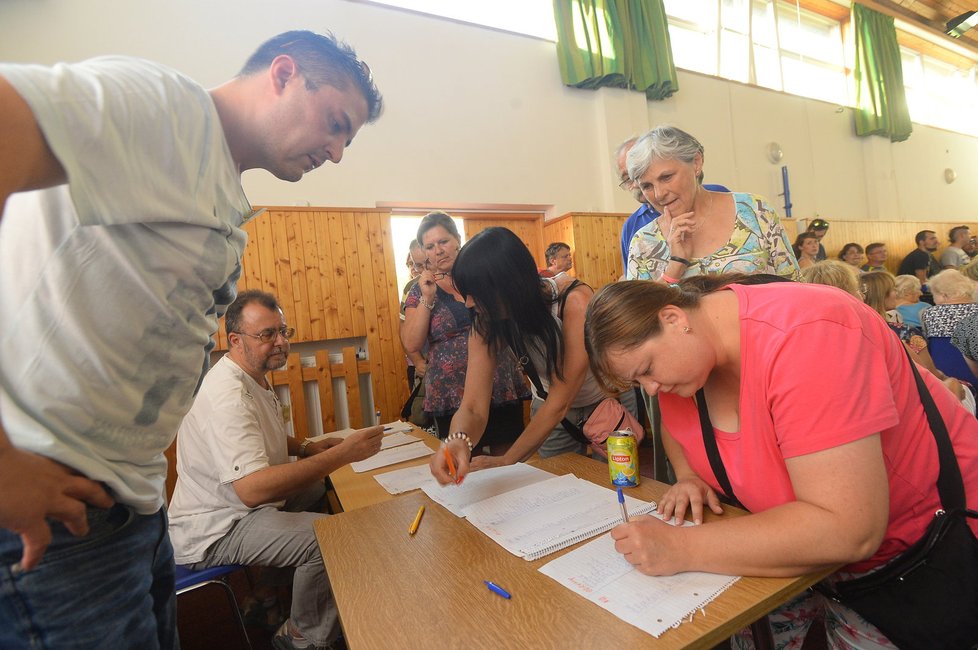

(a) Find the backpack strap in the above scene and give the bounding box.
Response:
[556,279,584,321]
[510,335,589,445]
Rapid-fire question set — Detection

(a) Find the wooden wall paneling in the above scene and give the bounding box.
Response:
[253,213,278,296]
[573,214,625,288]
[270,214,298,337]
[352,211,383,423]
[342,346,363,428]
[285,212,311,342]
[464,216,546,268]
[299,211,327,341]
[340,212,367,337]
[358,212,406,423]
[285,353,308,441]
[241,219,263,291]
[326,212,355,338]
[313,212,341,339]
[544,213,626,290]
[315,349,336,432]
[584,215,614,287]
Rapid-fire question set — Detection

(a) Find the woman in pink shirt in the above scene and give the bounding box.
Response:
[585,274,978,649]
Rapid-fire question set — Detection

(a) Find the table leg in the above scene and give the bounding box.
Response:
[750,615,775,650]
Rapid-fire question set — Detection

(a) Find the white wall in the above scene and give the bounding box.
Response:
[2,0,976,221]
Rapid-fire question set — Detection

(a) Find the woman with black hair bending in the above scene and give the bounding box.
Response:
[401,212,529,453]
[584,274,978,649]
[429,227,637,484]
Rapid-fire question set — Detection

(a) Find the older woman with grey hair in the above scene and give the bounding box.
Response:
[624,126,800,283]
[920,269,978,339]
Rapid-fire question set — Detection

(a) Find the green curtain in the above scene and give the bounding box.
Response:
[553,0,678,100]
[852,3,912,142]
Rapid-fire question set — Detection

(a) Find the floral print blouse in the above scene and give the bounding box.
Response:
[405,283,529,416]
[626,192,801,282]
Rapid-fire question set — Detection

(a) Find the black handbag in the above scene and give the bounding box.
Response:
[698,347,978,649]
[817,349,978,650]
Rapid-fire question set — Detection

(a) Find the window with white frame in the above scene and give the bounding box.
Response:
[663,0,848,105]
[901,46,978,137]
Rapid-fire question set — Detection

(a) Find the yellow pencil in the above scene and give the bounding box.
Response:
[408,505,425,535]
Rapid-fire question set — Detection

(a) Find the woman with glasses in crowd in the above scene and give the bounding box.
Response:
[401,212,529,454]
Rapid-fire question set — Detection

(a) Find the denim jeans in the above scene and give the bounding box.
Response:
[0,504,178,649]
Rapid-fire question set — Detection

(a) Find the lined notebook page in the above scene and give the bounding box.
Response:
[540,531,739,638]
[422,463,555,517]
[462,473,655,560]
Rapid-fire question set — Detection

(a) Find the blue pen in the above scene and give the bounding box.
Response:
[484,580,511,599]
[617,486,630,523]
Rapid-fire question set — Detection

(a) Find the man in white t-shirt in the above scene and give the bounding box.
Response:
[0,30,382,649]
[169,291,382,649]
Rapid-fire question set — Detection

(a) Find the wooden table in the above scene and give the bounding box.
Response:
[316,453,835,649]
[327,425,440,512]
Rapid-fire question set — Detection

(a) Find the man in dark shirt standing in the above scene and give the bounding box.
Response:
[898,230,942,284]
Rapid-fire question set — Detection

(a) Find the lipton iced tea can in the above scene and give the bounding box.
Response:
[607,431,640,487]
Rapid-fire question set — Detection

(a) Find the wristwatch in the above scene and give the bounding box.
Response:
[299,438,313,458]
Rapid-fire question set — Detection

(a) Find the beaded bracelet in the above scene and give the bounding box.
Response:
[669,255,691,267]
[446,431,474,452]
[419,295,436,310]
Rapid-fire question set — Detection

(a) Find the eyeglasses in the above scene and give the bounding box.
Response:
[618,177,634,190]
[235,326,295,344]
[810,219,829,229]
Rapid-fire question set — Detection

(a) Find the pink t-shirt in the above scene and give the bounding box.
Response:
[661,282,978,572]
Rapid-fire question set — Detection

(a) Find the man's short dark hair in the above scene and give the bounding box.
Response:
[915,230,935,245]
[240,30,383,122]
[545,242,570,265]
[865,242,885,255]
[225,290,281,336]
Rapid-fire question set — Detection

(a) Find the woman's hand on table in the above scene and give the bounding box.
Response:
[658,477,724,525]
[611,515,687,576]
[429,439,470,486]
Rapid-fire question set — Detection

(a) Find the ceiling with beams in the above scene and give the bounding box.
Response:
[872,0,978,51]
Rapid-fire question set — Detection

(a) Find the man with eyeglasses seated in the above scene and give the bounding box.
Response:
[168,290,383,650]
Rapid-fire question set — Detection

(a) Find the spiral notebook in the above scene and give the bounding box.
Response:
[540,531,739,637]
[462,473,656,561]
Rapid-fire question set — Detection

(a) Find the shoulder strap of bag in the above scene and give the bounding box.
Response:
[510,335,589,445]
[399,379,423,420]
[556,279,583,321]
[695,388,745,510]
[695,342,973,517]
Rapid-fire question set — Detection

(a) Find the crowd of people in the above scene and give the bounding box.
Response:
[1,25,975,648]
